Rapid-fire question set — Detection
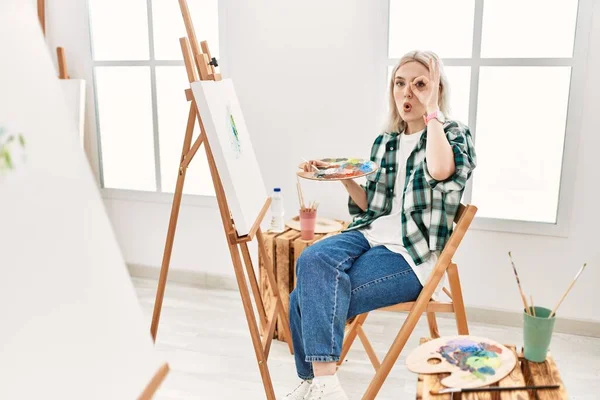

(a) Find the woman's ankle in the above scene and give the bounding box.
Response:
[312,361,337,376]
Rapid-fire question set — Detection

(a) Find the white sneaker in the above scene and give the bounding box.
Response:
[279,379,312,400]
[304,374,349,400]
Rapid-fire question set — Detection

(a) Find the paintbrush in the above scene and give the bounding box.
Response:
[296,177,305,210]
[530,295,536,317]
[431,384,560,395]
[549,263,588,318]
[302,157,321,173]
[508,252,531,316]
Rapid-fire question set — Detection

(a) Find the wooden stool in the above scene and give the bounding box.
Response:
[416,338,568,399]
[258,221,347,341]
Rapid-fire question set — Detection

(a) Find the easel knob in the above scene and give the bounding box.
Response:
[209,57,218,68]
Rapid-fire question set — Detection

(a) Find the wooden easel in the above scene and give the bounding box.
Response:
[57,47,69,79]
[150,1,294,398]
[36,0,70,79]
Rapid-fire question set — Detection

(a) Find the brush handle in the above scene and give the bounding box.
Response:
[434,384,560,394]
[550,263,587,318]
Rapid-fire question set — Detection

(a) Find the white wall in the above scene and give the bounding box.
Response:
[46,0,599,323]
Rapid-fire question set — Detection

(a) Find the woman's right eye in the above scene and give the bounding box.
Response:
[395,81,405,87]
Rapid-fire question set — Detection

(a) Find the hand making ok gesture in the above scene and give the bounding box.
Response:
[410,57,441,113]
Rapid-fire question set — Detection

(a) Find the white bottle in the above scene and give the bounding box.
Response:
[269,187,285,233]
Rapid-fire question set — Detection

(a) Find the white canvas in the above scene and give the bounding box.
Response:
[59,78,86,147]
[0,3,166,399]
[191,79,268,236]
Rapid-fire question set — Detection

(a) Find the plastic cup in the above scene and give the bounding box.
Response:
[299,209,317,240]
[523,306,556,363]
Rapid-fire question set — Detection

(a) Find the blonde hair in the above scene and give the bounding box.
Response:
[384,50,450,133]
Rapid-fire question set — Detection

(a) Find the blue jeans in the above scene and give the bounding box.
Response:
[289,230,423,380]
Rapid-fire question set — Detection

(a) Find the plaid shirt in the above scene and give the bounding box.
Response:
[345,120,477,266]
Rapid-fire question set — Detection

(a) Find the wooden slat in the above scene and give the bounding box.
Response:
[447,263,469,335]
[544,355,568,399]
[182,131,204,170]
[499,346,529,400]
[137,362,170,400]
[258,231,278,338]
[522,353,567,400]
[37,0,45,35]
[185,88,193,102]
[240,242,268,331]
[57,47,69,79]
[245,198,272,242]
[422,373,451,400]
[178,0,203,73]
[357,325,381,371]
[426,312,440,338]
[416,376,423,400]
[180,37,198,83]
[381,302,455,313]
[201,40,216,75]
[274,229,301,340]
[418,339,449,400]
[256,228,295,355]
[262,306,278,360]
[338,313,368,366]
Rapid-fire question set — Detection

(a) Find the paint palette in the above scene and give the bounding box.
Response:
[297,158,379,181]
[406,336,517,389]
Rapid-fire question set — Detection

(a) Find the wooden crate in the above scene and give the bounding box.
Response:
[259,222,346,341]
[416,338,568,399]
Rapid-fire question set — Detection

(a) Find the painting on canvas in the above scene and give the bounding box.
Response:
[191,79,268,236]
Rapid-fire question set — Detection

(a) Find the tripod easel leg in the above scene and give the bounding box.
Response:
[240,242,269,332]
[150,103,197,341]
[228,242,276,400]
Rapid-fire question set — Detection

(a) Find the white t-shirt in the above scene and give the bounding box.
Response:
[360,129,445,298]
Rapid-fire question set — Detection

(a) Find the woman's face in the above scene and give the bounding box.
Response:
[393,61,429,123]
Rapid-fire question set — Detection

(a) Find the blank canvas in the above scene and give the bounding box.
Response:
[191,79,268,236]
[0,3,166,399]
[59,78,86,147]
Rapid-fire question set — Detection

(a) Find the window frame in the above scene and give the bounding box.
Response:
[386,0,594,237]
[89,0,223,198]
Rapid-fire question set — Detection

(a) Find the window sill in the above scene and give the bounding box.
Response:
[470,216,569,238]
[99,189,570,237]
[101,188,218,208]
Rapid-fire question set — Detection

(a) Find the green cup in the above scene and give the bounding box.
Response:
[523,306,556,362]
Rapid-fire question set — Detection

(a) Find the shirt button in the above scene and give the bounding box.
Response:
[390,147,394,151]
[389,167,394,171]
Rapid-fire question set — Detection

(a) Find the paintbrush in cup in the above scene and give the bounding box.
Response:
[549,263,588,318]
[508,252,531,316]
[296,177,305,210]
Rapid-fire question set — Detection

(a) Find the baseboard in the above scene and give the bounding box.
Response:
[464,306,600,338]
[127,263,238,291]
[127,264,600,338]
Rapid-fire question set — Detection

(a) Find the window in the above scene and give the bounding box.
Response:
[89,0,219,196]
[387,0,591,235]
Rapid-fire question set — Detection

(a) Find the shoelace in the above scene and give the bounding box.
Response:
[304,382,325,400]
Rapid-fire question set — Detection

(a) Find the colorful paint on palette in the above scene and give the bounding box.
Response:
[438,339,504,381]
[315,158,377,179]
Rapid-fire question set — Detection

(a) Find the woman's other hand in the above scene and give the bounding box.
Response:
[303,160,331,172]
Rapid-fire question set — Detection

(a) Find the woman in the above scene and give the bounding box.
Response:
[281,50,476,400]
